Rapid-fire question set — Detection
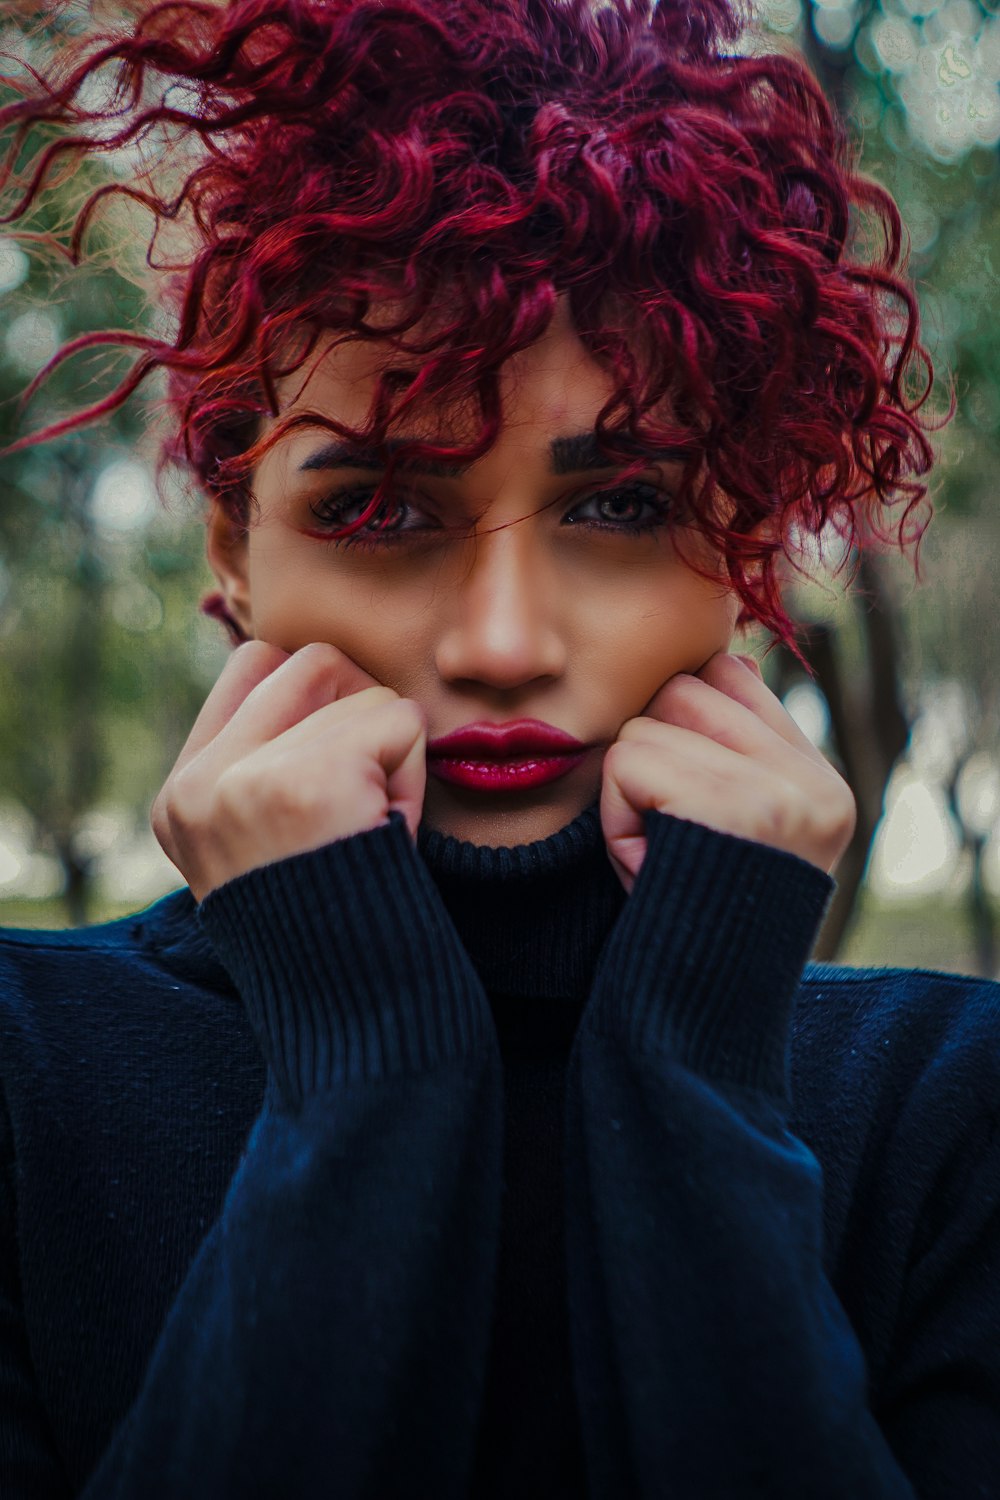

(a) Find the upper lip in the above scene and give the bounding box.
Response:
[427,719,588,760]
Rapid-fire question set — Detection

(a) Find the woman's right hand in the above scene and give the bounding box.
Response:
[150,641,429,903]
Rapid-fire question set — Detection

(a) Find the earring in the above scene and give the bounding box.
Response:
[199,590,250,647]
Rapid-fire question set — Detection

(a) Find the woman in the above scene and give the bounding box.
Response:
[0,0,996,1496]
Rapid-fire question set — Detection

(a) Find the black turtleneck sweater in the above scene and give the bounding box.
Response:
[1,800,1000,1498]
[419,805,627,1497]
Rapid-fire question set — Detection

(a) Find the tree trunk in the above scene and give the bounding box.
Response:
[969,837,997,979]
[59,447,105,927]
[55,840,93,928]
[773,551,911,962]
[945,759,998,980]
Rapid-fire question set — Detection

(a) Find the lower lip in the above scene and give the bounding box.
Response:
[427,751,588,791]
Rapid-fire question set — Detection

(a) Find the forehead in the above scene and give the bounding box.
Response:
[252,293,691,502]
[269,286,677,438]
[271,295,617,443]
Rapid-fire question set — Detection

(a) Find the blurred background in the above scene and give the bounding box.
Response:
[1,0,999,974]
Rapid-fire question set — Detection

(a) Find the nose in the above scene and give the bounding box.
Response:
[433,522,566,691]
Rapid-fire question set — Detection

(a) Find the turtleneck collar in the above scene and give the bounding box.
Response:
[142,797,626,1006]
[416,796,626,1001]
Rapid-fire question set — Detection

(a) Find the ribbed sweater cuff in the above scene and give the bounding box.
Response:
[196,810,494,1105]
[585,810,835,1100]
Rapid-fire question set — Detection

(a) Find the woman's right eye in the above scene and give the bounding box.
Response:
[306,487,429,544]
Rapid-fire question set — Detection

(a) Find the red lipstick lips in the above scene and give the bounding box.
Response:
[426,719,590,792]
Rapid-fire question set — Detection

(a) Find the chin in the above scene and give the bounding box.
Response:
[421,783,590,847]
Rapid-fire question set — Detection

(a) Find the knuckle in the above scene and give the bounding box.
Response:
[829,776,858,838]
[394,695,427,729]
[270,643,354,718]
[229,639,284,671]
[212,763,254,821]
[149,791,171,845]
[639,676,701,724]
[758,794,794,847]
[295,640,343,668]
[813,765,854,823]
[359,684,400,707]
[604,738,639,772]
[293,642,377,707]
[763,782,816,848]
[293,642,357,690]
[168,764,224,838]
[662,673,699,699]
[705,653,746,686]
[617,717,662,748]
[618,716,650,740]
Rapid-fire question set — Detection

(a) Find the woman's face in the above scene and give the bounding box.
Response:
[207,299,742,847]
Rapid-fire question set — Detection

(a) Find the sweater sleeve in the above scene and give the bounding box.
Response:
[75,810,503,1500]
[564,808,961,1500]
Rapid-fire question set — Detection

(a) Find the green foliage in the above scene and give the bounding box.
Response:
[0,18,223,918]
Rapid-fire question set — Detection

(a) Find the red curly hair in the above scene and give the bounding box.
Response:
[0,0,951,663]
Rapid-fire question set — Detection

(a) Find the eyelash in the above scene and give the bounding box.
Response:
[304,481,674,552]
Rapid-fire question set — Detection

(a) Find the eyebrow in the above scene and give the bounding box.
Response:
[296,432,691,478]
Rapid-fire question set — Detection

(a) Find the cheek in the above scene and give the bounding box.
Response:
[588,576,736,698]
[246,541,359,650]
[247,541,427,676]
[247,565,316,647]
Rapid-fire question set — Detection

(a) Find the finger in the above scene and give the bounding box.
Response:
[171,640,291,778]
[601,723,791,852]
[627,677,814,778]
[733,652,764,680]
[698,651,825,760]
[604,726,812,846]
[383,700,430,840]
[242,695,429,843]
[640,652,827,767]
[196,641,383,769]
[604,726,850,872]
[249,683,403,756]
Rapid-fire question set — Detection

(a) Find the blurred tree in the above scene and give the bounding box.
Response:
[0,9,215,923]
[0,441,105,923]
[910,519,1000,975]
[767,546,912,961]
[772,0,1000,965]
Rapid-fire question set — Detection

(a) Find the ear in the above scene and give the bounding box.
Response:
[205,501,254,641]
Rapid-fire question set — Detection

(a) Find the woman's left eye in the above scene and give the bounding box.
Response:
[564,482,672,535]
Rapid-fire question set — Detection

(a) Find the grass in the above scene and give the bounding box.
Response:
[0,893,176,931]
[837,892,999,979]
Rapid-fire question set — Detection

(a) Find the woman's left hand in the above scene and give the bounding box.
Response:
[600,651,857,895]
